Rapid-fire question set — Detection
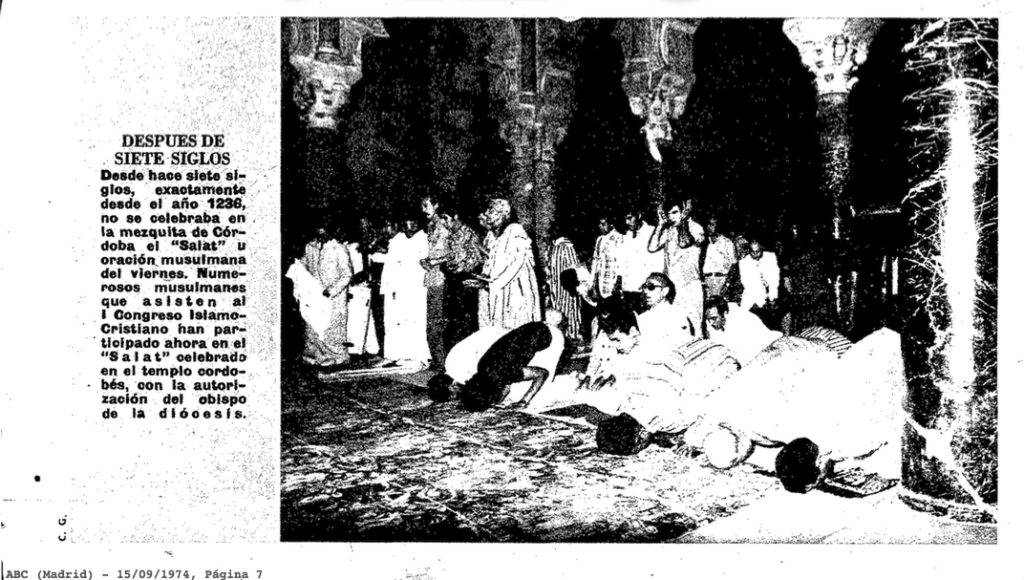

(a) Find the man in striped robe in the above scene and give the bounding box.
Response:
[546,235,583,344]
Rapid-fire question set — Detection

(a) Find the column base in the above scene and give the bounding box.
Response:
[898,486,997,525]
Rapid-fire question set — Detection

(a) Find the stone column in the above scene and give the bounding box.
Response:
[898,19,997,523]
[287,18,387,131]
[285,18,387,214]
[783,18,880,332]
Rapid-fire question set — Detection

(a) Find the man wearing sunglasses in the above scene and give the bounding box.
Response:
[638,273,695,342]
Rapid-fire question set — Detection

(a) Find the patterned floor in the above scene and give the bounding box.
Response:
[281,366,781,542]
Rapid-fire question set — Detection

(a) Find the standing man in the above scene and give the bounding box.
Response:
[617,207,663,308]
[345,228,380,358]
[546,233,583,344]
[648,197,705,336]
[739,237,781,326]
[701,214,738,301]
[440,209,486,353]
[287,224,354,368]
[469,198,542,330]
[590,214,623,302]
[420,194,453,370]
[377,216,430,366]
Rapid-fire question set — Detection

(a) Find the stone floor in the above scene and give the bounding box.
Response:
[678,485,996,544]
[281,364,996,544]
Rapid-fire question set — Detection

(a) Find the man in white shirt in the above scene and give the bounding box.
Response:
[738,238,780,315]
[617,208,664,297]
[701,214,737,300]
[635,273,689,348]
[704,296,781,367]
[648,197,706,336]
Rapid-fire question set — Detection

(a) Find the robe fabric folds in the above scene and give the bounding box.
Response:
[479,223,541,330]
[289,238,353,367]
[377,231,430,365]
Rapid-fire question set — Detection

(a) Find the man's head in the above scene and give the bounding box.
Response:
[420,195,441,220]
[402,217,420,237]
[706,215,720,237]
[775,437,833,493]
[641,272,675,308]
[597,215,613,236]
[734,235,750,259]
[485,198,513,231]
[624,209,643,232]
[749,239,765,260]
[559,268,583,297]
[427,373,455,403]
[313,225,331,242]
[664,198,692,226]
[459,373,510,412]
[598,300,642,355]
[704,296,729,336]
[358,217,373,237]
[596,413,652,455]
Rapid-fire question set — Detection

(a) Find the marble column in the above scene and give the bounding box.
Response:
[898,18,998,523]
[784,18,880,332]
[287,18,386,131]
[285,19,387,214]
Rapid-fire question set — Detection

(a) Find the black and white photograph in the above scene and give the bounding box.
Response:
[278,16,998,543]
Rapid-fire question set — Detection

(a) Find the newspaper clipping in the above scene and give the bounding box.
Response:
[0,1,1017,578]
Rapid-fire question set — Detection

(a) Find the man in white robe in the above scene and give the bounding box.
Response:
[375,218,430,366]
[471,198,541,330]
[288,227,353,367]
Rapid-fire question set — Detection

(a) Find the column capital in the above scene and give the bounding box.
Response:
[783,18,882,96]
[287,18,388,130]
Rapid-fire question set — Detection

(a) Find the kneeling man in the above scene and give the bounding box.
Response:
[430,309,566,411]
[692,328,905,494]
[538,301,740,454]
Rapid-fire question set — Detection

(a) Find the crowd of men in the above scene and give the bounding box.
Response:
[287,194,904,495]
